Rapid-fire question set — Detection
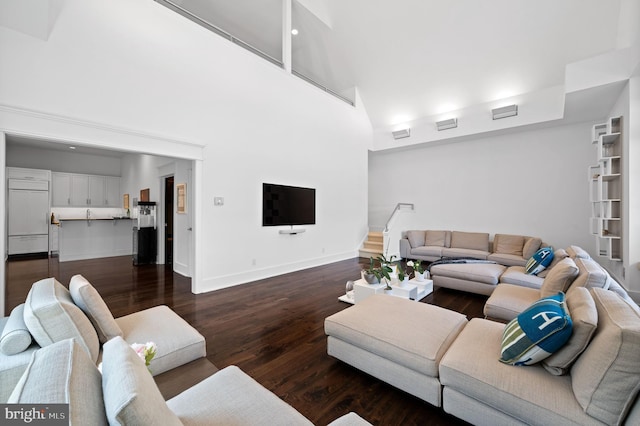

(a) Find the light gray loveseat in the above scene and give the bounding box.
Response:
[1,276,370,425]
[0,275,206,402]
[7,337,368,425]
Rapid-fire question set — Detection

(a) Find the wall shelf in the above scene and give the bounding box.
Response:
[589,116,623,261]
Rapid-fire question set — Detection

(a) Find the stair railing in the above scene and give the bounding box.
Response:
[382,203,414,259]
[384,203,414,232]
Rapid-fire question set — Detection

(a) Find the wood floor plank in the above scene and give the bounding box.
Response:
[5,255,481,425]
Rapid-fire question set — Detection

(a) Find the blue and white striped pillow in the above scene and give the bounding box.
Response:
[500,292,572,366]
[525,246,554,275]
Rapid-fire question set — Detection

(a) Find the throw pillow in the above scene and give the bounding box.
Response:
[406,231,425,248]
[522,237,542,260]
[494,234,525,256]
[542,287,598,375]
[102,336,182,426]
[500,292,573,366]
[539,257,579,298]
[69,274,123,344]
[525,247,554,275]
[23,277,100,363]
[571,288,640,426]
[537,248,569,278]
[424,230,448,247]
[8,339,107,425]
[0,304,32,355]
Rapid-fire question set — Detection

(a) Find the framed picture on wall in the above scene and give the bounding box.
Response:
[177,183,186,214]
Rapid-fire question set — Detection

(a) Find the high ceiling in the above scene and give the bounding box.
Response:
[171,0,629,131]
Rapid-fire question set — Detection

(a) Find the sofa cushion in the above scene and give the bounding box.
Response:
[324,295,468,377]
[69,274,123,344]
[493,234,524,256]
[425,230,450,247]
[430,263,506,285]
[569,258,608,290]
[571,288,640,426]
[522,237,542,259]
[566,245,590,259]
[0,304,32,356]
[440,318,599,425]
[486,253,528,267]
[102,336,182,426]
[167,365,314,425]
[411,246,444,258]
[23,278,100,363]
[539,258,579,298]
[483,284,540,322]
[115,305,206,375]
[441,248,489,260]
[524,247,554,275]
[499,266,543,289]
[500,292,572,366]
[8,339,107,425]
[542,287,598,375]
[406,230,425,248]
[450,231,489,251]
[537,248,569,278]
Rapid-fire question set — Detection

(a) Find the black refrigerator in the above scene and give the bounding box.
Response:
[133,201,157,265]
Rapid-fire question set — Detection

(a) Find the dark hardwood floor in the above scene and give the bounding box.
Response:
[5,255,488,425]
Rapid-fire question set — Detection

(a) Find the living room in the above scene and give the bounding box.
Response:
[1,1,640,424]
[1,0,638,313]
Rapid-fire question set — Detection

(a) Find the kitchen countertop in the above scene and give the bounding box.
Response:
[57,217,134,221]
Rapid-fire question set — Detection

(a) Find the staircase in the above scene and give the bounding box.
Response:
[359,231,384,258]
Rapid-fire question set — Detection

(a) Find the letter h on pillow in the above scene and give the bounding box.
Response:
[500,292,572,366]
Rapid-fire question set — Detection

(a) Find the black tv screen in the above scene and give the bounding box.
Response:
[262,183,316,226]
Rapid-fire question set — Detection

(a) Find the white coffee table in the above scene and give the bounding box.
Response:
[338,278,434,304]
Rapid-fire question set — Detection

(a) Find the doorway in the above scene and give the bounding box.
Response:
[164,176,174,265]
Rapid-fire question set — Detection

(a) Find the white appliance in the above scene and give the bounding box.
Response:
[7,179,50,255]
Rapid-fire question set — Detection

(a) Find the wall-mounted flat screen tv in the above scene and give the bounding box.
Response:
[262,183,316,226]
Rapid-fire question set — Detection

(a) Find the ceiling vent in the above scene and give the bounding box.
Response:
[492,104,518,120]
[436,118,458,131]
[392,129,411,140]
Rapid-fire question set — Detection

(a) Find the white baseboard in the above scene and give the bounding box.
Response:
[195,250,359,294]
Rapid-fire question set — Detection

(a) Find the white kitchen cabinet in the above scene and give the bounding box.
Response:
[105,176,121,207]
[52,172,120,207]
[52,173,72,206]
[70,174,90,206]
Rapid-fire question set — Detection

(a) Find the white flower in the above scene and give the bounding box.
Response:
[407,260,414,267]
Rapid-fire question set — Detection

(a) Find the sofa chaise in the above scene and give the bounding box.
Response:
[325,283,640,425]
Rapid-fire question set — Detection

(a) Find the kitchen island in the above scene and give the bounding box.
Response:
[57,217,134,262]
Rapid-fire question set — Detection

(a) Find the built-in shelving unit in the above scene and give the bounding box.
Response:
[589,116,622,261]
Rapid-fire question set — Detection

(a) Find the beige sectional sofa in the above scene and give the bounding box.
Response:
[400,230,542,266]
[325,260,640,425]
[1,275,370,425]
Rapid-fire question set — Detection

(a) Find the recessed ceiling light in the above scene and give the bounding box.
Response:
[69,146,76,150]
[291,28,299,35]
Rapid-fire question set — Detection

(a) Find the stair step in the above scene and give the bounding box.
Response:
[359,248,384,258]
[363,241,383,250]
[367,232,383,243]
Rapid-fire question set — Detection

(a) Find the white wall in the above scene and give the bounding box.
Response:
[6,145,121,176]
[625,76,640,294]
[369,122,594,251]
[0,0,371,295]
